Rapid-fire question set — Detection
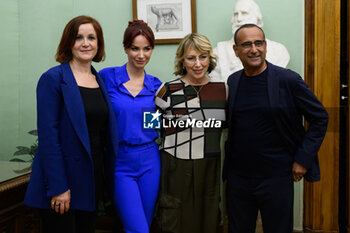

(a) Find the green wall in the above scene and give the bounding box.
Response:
[0,0,304,160]
[0,0,304,229]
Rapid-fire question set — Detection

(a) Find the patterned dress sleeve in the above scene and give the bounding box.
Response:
[155,82,169,111]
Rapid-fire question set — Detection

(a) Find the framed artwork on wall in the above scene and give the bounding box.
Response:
[132,0,197,44]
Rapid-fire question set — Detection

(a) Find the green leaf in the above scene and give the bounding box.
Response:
[10,129,38,163]
[13,164,32,174]
[29,145,38,156]
[10,158,27,162]
[28,130,38,136]
[13,147,31,156]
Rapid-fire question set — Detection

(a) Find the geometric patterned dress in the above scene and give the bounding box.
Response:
[155,78,227,159]
[155,78,227,233]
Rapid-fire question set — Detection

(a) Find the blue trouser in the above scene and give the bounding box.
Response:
[226,174,294,233]
[114,142,160,233]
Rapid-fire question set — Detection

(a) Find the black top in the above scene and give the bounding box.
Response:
[79,86,109,205]
[230,67,291,178]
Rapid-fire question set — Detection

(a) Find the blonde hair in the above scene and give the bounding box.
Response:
[174,33,217,76]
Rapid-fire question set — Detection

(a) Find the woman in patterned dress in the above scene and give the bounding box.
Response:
[155,33,227,233]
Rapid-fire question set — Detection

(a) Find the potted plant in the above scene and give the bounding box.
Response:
[10,129,38,173]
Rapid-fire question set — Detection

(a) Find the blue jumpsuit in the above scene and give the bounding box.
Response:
[100,64,161,233]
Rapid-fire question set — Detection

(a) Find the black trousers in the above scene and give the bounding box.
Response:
[38,208,96,233]
[156,151,221,233]
[226,174,294,233]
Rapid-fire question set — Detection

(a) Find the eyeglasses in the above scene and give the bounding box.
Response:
[237,40,265,49]
[184,54,209,64]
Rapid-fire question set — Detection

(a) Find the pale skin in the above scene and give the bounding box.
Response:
[124,35,153,97]
[51,23,99,214]
[70,23,99,88]
[181,47,210,86]
[234,26,307,182]
[51,189,71,214]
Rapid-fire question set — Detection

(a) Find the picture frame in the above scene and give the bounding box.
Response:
[132,0,197,44]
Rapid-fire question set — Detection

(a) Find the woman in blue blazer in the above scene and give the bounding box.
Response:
[24,15,118,233]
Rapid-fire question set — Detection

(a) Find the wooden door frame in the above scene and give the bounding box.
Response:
[348,0,350,229]
[304,0,341,232]
[347,0,350,230]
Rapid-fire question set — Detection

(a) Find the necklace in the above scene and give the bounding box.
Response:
[190,85,204,103]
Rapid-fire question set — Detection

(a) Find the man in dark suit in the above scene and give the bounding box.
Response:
[224,24,328,233]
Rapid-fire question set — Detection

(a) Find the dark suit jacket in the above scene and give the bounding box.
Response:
[223,61,328,182]
[24,62,118,211]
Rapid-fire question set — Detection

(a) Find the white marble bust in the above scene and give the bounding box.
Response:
[211,0,290,81]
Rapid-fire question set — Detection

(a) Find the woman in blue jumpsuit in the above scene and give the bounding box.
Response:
[99,20,161,233]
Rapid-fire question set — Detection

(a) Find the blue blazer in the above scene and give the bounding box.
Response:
[24,62,118,211]
[223,62,328,182]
